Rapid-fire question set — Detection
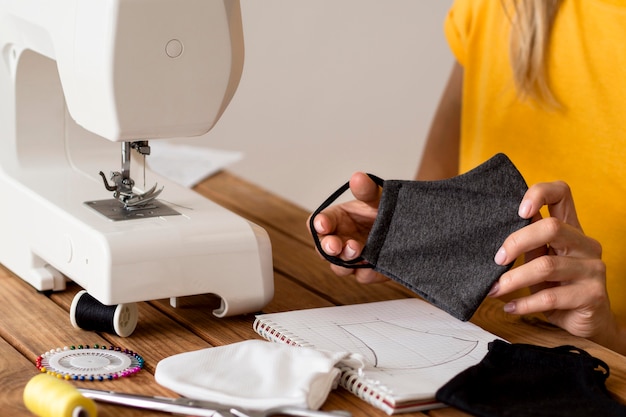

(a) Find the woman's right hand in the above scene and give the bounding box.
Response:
[307,171,389,283]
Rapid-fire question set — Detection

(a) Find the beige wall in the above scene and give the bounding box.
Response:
[196,1,454,211]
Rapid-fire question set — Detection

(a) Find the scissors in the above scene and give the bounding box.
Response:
[78,389,352,417]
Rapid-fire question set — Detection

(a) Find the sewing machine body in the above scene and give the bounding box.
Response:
[0,0,274,319]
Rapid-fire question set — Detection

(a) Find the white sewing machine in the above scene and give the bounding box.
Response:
[0,0,273,335]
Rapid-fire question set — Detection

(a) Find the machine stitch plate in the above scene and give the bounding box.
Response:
[84,199,180,221]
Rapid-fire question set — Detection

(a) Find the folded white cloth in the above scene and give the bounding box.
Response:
[155,340,363,411]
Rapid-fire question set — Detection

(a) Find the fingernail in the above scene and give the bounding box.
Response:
[503,302,516,313]
[324,241,334,254]
[488,282,499,296]
[345,244,357,259]
[518,200,532,218]
[314,218,324,233]
[494,247,507,265]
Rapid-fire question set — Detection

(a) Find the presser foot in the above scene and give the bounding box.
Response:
[98,170,164,209]
[122,182,163,209]
[89,168,179,221]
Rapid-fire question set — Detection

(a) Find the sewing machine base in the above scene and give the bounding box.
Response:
[0,166,274,336]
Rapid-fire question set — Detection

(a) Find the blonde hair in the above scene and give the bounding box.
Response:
[504,0,562,104]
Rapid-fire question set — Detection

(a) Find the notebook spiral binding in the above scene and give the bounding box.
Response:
[252,318,313,348]
[340,366,390,410]
[254,317,392,411]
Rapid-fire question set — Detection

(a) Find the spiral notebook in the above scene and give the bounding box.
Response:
[253,298,502,414]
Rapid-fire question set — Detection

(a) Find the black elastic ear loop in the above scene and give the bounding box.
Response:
[308,173,384,269]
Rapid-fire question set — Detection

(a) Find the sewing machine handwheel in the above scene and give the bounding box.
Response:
[70,290,138,337]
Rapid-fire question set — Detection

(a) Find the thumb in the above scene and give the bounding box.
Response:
[350,172,382,209]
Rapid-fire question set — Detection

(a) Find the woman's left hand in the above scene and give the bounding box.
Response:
[488,181,622,351]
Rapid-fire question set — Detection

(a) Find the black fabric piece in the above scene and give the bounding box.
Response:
[435,339,626,417]
[309,153,530,321]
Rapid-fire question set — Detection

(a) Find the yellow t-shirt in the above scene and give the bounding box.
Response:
[445,0,626,319]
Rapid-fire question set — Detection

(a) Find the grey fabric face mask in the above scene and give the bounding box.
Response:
[309,153,530,321]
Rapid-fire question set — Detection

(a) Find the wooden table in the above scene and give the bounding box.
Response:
[2,171,626,417]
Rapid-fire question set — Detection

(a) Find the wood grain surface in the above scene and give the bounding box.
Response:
[1,171,624,417]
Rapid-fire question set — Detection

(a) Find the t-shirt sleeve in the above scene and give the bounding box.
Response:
[444,0,474,67]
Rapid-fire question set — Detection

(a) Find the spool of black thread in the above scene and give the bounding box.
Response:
[70,290,138,337]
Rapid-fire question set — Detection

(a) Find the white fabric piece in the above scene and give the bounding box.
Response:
[155,340,363,411]
[147,141,243,188]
